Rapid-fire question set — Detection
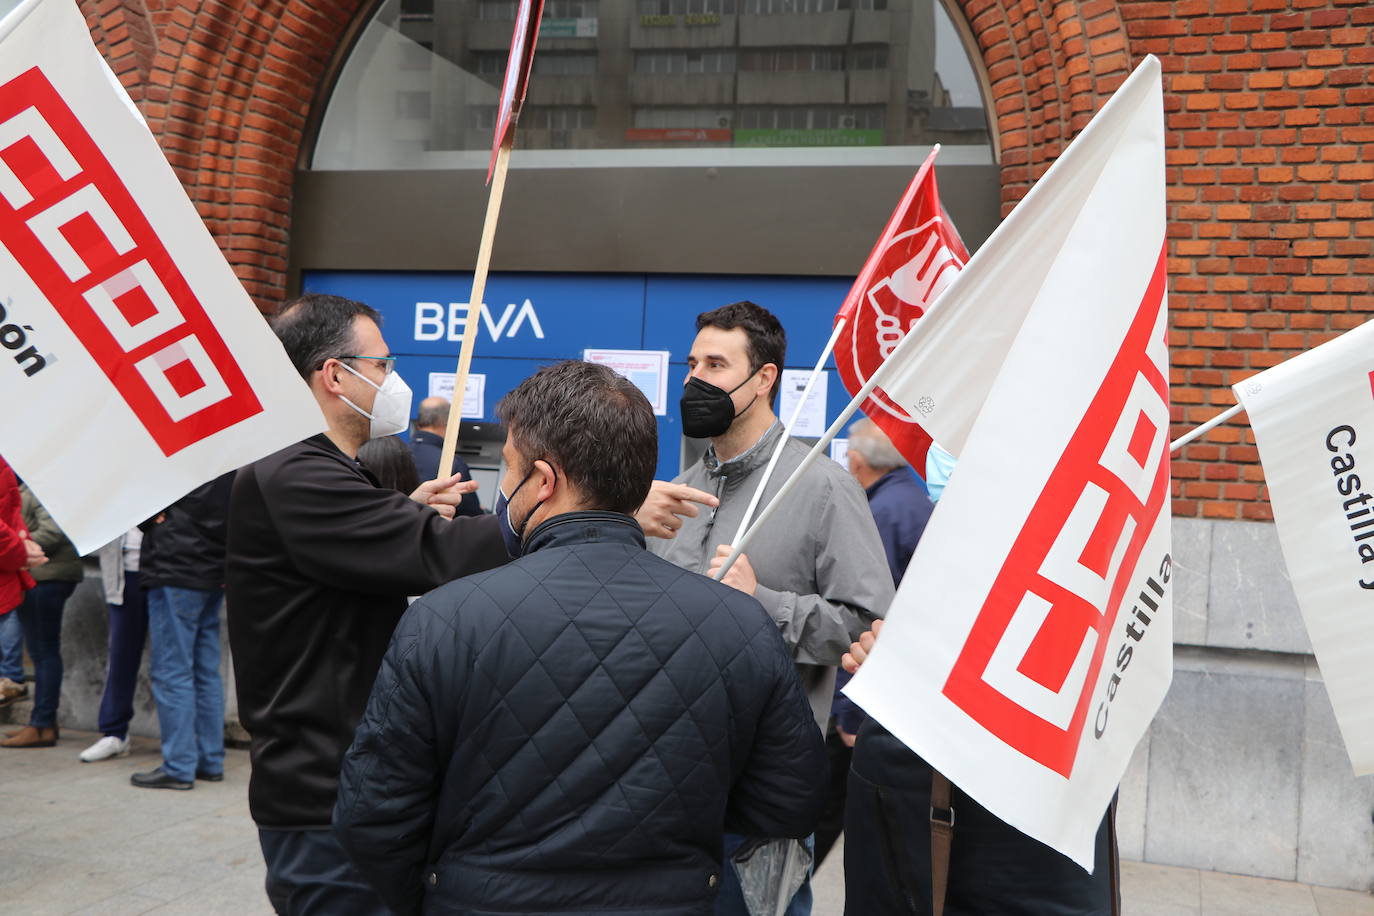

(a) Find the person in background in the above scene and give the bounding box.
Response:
[1,484,80,748]
[0,455,41,709]
[358,435,421,495]
[814,417,935,866]
[81,528,148,762]
[636,301,894,916]
[335,360,828,916]
[410,396,482,516]
[841,623,1119,915]
[130,473,234,789]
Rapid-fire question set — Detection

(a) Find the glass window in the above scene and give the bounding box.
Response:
[313,0,991,168]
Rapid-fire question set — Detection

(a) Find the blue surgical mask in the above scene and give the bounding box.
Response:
[494,463,554,558]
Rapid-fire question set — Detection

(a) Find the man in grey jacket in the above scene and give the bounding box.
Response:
[636,301,894,916]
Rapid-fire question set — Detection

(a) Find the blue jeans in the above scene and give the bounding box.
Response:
[716,833,814,916]
[0,607,24,682]
[97,571,148,739]
[17,580,75,728]
[258,828,390,916]
[146,586,224,782]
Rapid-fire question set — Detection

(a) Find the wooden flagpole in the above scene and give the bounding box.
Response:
[438,136,514,481]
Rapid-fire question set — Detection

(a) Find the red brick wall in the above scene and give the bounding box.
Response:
[76,0,1371,520]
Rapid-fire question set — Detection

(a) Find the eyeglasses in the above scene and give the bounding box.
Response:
[335,354,396,376]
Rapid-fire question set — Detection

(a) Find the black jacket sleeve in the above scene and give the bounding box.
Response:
[259,447,507,596]
[725,620,830,839]
[334,599,452,915]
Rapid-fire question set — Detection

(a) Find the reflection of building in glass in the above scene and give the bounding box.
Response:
[318,0,988,167]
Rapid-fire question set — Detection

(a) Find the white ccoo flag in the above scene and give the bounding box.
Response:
[1234,319,1374,776]
[0,0,324,554]
[845,55,1169,870]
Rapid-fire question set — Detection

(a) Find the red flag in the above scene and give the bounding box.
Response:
[488,0,546,182]
[834,148,970,471]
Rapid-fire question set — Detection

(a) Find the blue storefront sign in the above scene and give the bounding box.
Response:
[302,270,864,479]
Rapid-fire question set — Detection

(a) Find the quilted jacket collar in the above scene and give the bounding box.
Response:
[523,510,646,554]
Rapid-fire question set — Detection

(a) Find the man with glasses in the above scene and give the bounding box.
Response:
[226,293,508,914]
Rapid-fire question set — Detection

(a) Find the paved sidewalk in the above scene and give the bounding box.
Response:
[1,731,1371,915]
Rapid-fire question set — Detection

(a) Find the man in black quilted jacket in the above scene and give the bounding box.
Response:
[334,360,829,916]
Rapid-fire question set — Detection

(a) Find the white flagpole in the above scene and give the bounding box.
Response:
[1169,403,1244,453]
[725,319,847,552]
[714,319,913,581]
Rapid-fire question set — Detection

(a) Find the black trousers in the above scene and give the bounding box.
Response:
[843,720,1118,916]
[258,827,393,915]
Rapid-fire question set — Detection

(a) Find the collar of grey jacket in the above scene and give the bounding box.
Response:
[521,510,646,554]
[703,421,785,480]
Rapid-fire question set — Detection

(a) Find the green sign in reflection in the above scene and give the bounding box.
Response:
[540,17,598,36]
[733,129,885,148]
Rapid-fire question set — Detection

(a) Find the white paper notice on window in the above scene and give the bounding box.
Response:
[583,349,670,416]
[829,437,849,467]
[427,372,486,420]
[779,368,829,438]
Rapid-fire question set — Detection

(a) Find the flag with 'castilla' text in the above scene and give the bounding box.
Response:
[844,56,1170,871]
[1234,318,1374,776]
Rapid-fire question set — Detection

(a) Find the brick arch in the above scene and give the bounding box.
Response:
[80,0,371,310]
[952,0,1135,215]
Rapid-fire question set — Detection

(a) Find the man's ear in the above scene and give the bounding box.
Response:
[317,358,346,395]
[756,362,779,400]
[534,459,559,501]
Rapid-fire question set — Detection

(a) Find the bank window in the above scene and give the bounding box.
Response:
[312,0,993,168]
[635,51,737,74]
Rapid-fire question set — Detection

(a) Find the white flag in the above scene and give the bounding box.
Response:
[0,0,323,554]
[845,56,1169,870]
[1234,319,1374,776]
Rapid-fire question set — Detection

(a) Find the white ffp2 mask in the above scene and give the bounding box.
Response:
[336,361,413,439]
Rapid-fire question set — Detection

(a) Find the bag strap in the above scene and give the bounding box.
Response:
[930,769,955,916]
[1108,796,1121,916]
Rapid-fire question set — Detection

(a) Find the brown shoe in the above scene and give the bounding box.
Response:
[0,725,58,748]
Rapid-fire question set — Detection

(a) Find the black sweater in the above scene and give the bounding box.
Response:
[226,434,508,828]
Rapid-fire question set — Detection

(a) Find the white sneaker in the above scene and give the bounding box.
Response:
[80,735,130,762]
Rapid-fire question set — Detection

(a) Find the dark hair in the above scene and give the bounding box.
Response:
[497,361,657,515]
[416,399,449,429]
[270,293,381,380]
[357,436,421,495]
[695,300,786,406]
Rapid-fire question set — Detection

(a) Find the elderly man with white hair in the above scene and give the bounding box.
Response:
[844,418,934,583]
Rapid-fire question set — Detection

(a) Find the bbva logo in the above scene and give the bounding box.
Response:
[414,300,545,343]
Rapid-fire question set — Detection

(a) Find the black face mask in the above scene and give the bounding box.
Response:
[680,369,760,439]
